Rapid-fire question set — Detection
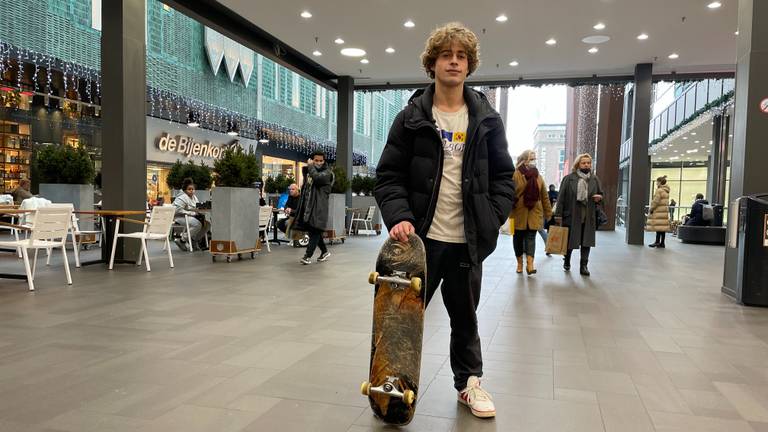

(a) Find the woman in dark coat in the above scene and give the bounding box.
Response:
[554,153,604,276]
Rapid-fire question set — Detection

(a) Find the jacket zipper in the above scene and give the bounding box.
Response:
[419,124,444,235]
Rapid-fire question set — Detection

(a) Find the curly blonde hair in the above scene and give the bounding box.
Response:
[572,153,593,172]
[421,22,480,79]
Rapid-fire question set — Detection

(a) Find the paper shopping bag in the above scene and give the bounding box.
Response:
[545,225,569,255]
[500,217,514,235]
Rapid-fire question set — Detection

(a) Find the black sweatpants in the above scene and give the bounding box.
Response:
[424,239,483,391]
[304,226,327,258]
[654,231,666,245]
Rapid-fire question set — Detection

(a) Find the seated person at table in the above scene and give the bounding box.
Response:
[173,178,210,251]
[11,179,33,204]
[276,183,301,234]
[684,193,711,226]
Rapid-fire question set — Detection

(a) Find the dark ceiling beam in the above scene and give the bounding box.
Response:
[161,0,338,89]
[354,71,736,91]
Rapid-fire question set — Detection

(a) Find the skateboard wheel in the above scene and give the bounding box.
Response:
[360,381,371,396]
[403,389,415,406]
[368,272,379,285]
[410,277,422,294]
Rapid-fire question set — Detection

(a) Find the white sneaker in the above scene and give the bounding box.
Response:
[458,376,495,418]
[318,251,331,262]
[300,257,312,265]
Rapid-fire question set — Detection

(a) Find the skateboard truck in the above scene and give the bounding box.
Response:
[361,376,416,406]
[368,271,422,295]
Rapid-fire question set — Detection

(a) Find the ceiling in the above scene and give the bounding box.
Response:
[217,0,738,86]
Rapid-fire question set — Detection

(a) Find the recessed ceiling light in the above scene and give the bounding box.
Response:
[637,33,649,40]
[700,145,706,148]
[588,47,599,54]
[334,38,345,44]
[546,38,557,46]
[360,58,369,64]
[341,48,366,57]
[582,35,611,44]
[694,140,700,143]
[300,11,312,18]
[593,22,606,30]
[668,53,679,59]
[735,30,739,35]
[385,47,395,54]
[496,14,508,22]
[683,137,688,140]
[708,1,722,9]
[404,20,415,28]
[709,140,713,144]
[691,132,696,135]
[312,50,322,56]
[509,60,519,67]
[258,139,269,144]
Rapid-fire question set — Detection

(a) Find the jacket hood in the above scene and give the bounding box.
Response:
[659,185,670,193]
[406,83,499,126]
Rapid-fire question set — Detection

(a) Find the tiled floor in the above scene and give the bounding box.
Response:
[1,229,767,431]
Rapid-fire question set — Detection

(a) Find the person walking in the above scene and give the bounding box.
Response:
[647,176,672,248]
[375,22,515,418]
[554,153,604,276]
[297,151,334,264]
[511,150,552,274]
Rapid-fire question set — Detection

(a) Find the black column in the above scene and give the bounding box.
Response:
[625,64,653,245]
[101,0,147,259]
[707,115,723,203]
[336,76,354,205]
[498,87,509,127]
[723,0,768,296]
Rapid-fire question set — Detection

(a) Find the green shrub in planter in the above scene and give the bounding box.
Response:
[330,166,350,194]
[33,144,95,184]
[351,175,364,195]
[363,175,377,195]
[213,148,261,188]
[166,160,213,190]
[265,174,296,194]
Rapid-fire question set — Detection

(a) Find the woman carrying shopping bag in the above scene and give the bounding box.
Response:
[511,150,552,275]
[646,176,672,248]
[554,153,604,276]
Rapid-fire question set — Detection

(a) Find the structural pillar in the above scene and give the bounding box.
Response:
[723,0,768,296]
[595,85,624,231]
[625,63,653,245]
[336,76,354,205]
[707,115,723,204]
[101,0,147,260]
[498,87,509,127]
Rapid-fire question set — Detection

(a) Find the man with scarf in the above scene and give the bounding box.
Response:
[554,153,604,276]
[510,150,553,274]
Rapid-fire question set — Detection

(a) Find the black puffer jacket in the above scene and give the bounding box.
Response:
[298,163,334,230]
[375,84,516,264]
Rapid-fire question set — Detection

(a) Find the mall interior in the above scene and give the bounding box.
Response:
[0,0,767,431]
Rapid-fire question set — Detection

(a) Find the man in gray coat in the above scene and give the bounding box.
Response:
[299,150,334,265]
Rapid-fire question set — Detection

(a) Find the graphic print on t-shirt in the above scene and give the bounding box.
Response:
[440,129,466,160]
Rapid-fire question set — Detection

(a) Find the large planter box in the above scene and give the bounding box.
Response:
[351,195,382,235]
[39,183,94,229]
[210,187,260,255]
[325,193,347,239]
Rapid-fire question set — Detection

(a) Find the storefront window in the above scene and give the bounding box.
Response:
[262,155,298,183]
[0,121,32,193]
[147,164,171,205]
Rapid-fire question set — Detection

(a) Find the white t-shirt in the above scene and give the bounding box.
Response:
[427,104,468,243]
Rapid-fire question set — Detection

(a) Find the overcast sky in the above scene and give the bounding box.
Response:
[504,85,568,158]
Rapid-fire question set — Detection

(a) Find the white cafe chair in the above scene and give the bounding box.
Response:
[109,205,176,272]
[258,206,273,253]
[349,205,376,235]
[0,205,73,291]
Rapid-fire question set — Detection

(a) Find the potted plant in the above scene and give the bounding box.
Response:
[166,160,213,202]
[324,165,350,241]
[35,144,96,228]
[209,148,262,260]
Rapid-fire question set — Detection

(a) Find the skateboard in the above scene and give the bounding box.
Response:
[361,233,426,426]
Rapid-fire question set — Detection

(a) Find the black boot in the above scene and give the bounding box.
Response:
[563,252,572,271]
[580,261,590,276]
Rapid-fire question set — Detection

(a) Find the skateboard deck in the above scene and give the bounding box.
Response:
[361,233,426,425]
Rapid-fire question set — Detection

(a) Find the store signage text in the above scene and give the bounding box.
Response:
[155,133,241,160]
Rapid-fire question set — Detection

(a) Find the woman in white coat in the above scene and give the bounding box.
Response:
[173,178,209,251]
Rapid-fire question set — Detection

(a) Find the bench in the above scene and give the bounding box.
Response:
[677,225,726,245]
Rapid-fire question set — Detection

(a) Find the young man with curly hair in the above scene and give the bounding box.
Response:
[375,22,515,418]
